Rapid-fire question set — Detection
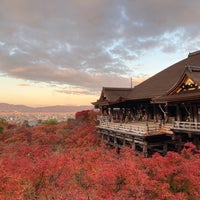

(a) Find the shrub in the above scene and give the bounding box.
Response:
[42,119,58,125]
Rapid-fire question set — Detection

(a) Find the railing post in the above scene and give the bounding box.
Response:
[173,120,200,131]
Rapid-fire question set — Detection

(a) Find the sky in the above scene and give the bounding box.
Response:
[0,0,200,107]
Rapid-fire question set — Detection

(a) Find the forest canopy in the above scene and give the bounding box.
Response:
[0,110,199,200]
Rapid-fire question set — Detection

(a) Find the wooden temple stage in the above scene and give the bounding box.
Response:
[93,51,200,157]
[97,116,200,157]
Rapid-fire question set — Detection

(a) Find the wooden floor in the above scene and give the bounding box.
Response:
[97,121,173,136]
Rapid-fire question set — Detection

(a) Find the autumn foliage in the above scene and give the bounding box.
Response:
[0,111,199,199]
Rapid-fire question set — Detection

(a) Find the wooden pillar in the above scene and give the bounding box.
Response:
[163,143,168,155]
[114,133,117,147]
[197,136,200,149]
[110,107,113,115]
[176,104,181,121]
[198,105,200,122]
[106,107,109,115]
[101,133,104,141]
[176,134,182,153]
[107,132,111,144]
[153,104,158,122]
[143,141,148,157]
[192,135,200,148]
[100,106,103,115]
[123,134,126,146]
[131,137,136,150]
[194,104,198,122]
[145,103,149,121]
[165,104,169,123]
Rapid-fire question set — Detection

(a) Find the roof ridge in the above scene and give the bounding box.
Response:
[103,87,133,90]
[188,50,200,57]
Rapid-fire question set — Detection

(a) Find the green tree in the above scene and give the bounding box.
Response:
[0,126,3,133]
[42,118,58,125]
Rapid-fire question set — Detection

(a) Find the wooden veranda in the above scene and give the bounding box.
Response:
[97,116,200,156]
[93,51,200,156]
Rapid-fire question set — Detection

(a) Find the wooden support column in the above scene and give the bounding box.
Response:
[101,132,104,141]
[145,103,149,121]
[172,134,176,141]
[176,104,181,121]
[176,134,182,153]
[165,104,169,123]
[110,107,114,115]
[163,143,168,155]
[192,135,200,149]
[114,132,117,147]
[107,132,111,144]
[123,134,126,146]
[143,141,148,157]
[198,105,200,122]
[194,104,198,122]
[197,136,200,149]
[153,104,158,122]
[131,137,136,150]
[106,107,109,115]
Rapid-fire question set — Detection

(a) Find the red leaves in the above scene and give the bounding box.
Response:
[142,144,200,199]
[75,110,91,120]
[0,113,200,199]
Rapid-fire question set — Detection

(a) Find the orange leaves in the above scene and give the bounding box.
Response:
[0,112,200,199]
[141,144,200,199]
[75,110,91,120]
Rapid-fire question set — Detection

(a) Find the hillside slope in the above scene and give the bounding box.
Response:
[0,103,92,112]
[0,110,199,199]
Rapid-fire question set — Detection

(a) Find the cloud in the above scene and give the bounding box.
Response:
[55,88,95,96]
[1,0,200,94]
[132,76,149,85]
[18,83,30,87]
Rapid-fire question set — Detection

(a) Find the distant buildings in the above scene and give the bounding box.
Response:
[0,112,75,126]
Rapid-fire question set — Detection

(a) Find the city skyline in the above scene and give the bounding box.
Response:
[1,1,200,106]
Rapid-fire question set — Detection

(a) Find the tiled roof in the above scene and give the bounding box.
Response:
[94,51,200,106]
[92,87,133,106]
[102,87,132,102]
[127,51,200,100]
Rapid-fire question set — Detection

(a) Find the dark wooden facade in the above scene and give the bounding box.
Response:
[93,51,200,156]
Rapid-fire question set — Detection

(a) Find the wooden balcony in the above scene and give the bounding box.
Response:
[173,121,200,134]
[97,116,173,137]
[97,116,200,156]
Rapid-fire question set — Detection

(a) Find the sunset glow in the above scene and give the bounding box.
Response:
[0,1,200,106]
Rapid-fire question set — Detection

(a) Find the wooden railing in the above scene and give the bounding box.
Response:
[97,115,176,136]
[173,121,200,132]
[97,116,200,135]
[98,121,161,136]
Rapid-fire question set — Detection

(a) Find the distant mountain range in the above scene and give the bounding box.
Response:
[0,103,93,113]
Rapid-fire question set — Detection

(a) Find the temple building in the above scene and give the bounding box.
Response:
[93,51,200,156]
